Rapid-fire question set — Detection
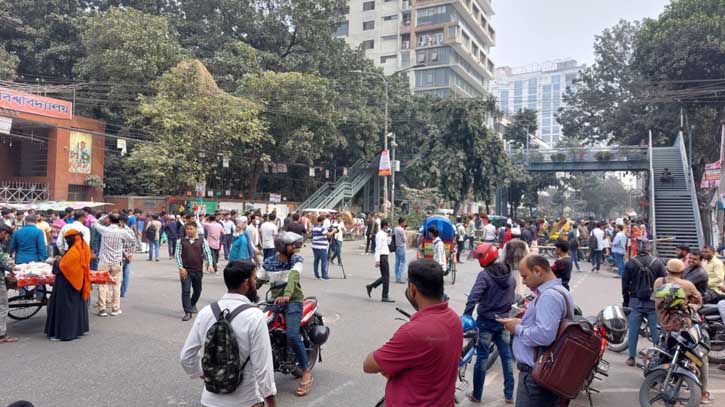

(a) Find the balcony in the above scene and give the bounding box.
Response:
[417,31,445,48]
[416,0,494,47]
[446,26,494,81]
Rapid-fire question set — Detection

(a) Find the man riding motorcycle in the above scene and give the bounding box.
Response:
[258,231,313,397]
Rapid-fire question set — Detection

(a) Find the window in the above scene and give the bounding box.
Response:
[380,55,397,64]
[382,35,398,41]
[430,50,439,62]
[415,68,450,87]
[383,14,398,21]
[417,5,451,25]
[499,89,509,113]
[68,185,92,201]
[362,40,375,49]
[416,29,444,47]
[363,20,375,30]
[417,53,426,63]
[335,21,349,37]
[363,1,375,11]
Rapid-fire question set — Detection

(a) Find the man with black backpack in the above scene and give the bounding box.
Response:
[180,260,276,407]
[621,237,666,366]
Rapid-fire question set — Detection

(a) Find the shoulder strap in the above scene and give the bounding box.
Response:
[631,256,643,269]
[211,302,223,321]
[535,286,572,320]
[227,304,255,322]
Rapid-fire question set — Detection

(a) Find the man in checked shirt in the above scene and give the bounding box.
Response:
[92,213,137,317]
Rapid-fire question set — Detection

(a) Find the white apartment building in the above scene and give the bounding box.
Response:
[337,0,496,98]
[492,59,585,146]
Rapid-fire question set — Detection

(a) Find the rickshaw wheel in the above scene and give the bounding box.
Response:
[7,287,46,321]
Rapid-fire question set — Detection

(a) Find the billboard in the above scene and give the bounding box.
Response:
[68,131,92,174]
[0,87,73,120]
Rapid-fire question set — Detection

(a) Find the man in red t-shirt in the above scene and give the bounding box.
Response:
[363,259,462,407]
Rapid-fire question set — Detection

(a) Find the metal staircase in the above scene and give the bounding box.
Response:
[650,134,703,258]
[299,159,374,210]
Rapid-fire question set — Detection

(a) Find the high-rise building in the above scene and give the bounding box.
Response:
[492,59,585,146]
[338,0,496,98]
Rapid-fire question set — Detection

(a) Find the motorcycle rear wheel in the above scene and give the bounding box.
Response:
[639,370,701,407]
[707,330,725,364]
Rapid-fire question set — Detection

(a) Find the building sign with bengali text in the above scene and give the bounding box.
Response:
[0,87,73,120]
[378,149,391,176]
[68,131,92,174]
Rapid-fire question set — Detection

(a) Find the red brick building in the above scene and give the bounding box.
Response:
[0,87,105,202]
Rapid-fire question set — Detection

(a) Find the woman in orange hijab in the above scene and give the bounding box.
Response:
[44,229,91,341]
[630,225,641,258]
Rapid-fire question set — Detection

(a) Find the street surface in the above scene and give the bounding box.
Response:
[3,242,725,407]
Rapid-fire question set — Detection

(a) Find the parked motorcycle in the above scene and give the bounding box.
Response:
[261,287,330,378]
[638,313,709,407]
[698,305,725,364]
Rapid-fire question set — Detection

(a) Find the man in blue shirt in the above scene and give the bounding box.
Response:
[498,254,574,407]
[8,214,47,264]
[611,225,628,277]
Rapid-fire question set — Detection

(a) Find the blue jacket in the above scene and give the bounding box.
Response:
[464,262,516,320]
[164,220,182,240]
[9,224,48,264]
[229,233,255,261]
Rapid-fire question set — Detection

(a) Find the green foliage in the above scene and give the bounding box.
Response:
[595,151,613,161]
[127,60,268,194]
[75,7,183,120]
[503,108,538,149]
[0,46,18,79]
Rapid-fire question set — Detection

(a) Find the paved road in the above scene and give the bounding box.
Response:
[3,242,725,406]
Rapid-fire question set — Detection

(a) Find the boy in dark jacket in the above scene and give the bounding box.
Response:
[463,261,516,404]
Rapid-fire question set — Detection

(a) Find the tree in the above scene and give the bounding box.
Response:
[406,97,513,212]
[503,108,538,149]
[0,46,18,79]
[127,60,268,194]
[75,7,183,121]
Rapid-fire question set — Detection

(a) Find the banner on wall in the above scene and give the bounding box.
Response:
[378,149,392,176]
[68,131,92,174]
[0,87,73,120]
[701,160,721,189]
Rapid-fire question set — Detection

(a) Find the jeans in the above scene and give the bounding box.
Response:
[515,369,559,407]
[148,240,160,260]
[457,240,465,262]
[210,248,220,271]
[222,234,232,260]
[472,319,515,401]
[330,240,342,264]
[90,256,99,271]
[394,246,406,282]
[365,235,375,253]
[181,270,203,313]
[592,250,603,270]
[571,249,580,271]
[263,248,276,260]
[717,300,725,327]
[313,248,329,279]
[167,237,177,258]
[120,261,131,297]
[613,252,625,276]
[627,298,660,358]
[370,255,390,299]
[0,277,7,337]
[468,236,475,251]
[285,301,309,369]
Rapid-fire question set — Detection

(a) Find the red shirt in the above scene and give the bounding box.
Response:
[373,302,462,407]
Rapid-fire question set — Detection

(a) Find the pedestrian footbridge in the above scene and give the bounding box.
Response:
[511,146,650,172]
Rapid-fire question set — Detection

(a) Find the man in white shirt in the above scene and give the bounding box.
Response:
[260,213,278,260]
[180,260,277,407]
[366,219,394,302]
[592,222,606,272]
[56,210,91,254]
[483,217,497,243]
[220,213,236,261]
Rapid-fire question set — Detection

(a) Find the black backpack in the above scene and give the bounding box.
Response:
[145,222,157,240]
[202,303,254,394]
[630,256,658,299]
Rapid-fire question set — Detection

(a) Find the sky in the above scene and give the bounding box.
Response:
[491,0,670,68]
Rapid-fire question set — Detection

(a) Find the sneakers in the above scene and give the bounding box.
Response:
[110,310,122,316]
[366,285,373,298]
[466,393,481,404]
[181,313,192,321]
[98,310,109,317]
[625,357,636,367]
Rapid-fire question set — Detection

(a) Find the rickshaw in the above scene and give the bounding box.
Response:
[417,215,458,284]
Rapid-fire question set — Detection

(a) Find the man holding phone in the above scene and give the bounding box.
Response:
[463,243,516,404]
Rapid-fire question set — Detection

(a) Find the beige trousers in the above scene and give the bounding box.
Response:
[98,263,123,312]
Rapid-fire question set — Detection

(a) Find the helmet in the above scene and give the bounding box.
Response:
[654,283,687,309]
[473,242,499,268]
[460,314,476,333]
[274,231,304,255]
[597,305,627,344]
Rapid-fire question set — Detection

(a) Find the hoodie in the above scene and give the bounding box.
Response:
[464,262,516,320]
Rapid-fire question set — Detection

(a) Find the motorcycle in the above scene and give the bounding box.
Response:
[261,286,330,378]
[698,305,725,364]
[638,312,709,407]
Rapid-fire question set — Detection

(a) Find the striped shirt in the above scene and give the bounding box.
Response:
[311,224,329,250]
[93,222,137,265]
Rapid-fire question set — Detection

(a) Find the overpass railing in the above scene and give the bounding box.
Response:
[511,146,649,165]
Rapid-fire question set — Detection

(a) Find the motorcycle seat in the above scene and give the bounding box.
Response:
[699,306,720,316]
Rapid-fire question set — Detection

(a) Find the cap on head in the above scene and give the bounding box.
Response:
[666,259,685,274]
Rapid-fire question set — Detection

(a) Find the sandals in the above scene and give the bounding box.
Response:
[0,335,18,343]
[295,377,314,397]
